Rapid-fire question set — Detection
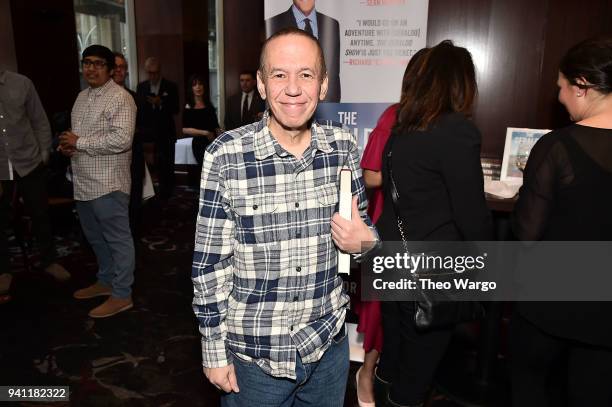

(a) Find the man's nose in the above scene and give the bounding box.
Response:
[285,76,301,96]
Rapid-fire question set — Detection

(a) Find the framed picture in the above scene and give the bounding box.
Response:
[500,127,551,184]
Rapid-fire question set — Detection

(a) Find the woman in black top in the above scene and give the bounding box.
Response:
[182,74,220,167]
[374,41,493,407]
[511,37,612,407]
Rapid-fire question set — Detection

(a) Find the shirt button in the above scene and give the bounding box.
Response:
[293,296,298,302]
[290,325,294,331]
[296,266,301,272]
[296,231,301,238]
[295,202,299,208]
[252,204,258,210]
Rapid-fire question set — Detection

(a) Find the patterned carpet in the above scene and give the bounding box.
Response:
[0,186,509,406]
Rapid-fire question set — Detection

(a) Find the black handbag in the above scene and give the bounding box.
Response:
[385,134,485,331]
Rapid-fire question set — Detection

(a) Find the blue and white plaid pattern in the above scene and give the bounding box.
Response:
[192,112,373,379]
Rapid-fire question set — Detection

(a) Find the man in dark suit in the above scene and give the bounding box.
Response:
[113,52,145,242]
[265,0,341,102]
[224,70,266,131]
[136,57,178,199]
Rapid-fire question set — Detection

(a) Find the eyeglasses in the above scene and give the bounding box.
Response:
[115,64,128,71]
[81,59,107,69]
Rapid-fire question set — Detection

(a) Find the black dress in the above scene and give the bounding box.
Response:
[513,124,612,347]
[375,112,493,405]
[182,106,219,166]
[377,112,493,242]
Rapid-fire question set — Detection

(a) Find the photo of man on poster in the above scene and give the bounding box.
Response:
[266,0,341,102]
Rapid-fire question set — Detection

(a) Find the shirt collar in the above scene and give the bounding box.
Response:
[291,5,316,23]
[88,78,115,96]
[254,111,334,160]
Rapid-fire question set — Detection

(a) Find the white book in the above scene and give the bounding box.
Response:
[338,169,352,274]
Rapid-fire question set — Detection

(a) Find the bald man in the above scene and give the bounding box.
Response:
[136,57,178,199]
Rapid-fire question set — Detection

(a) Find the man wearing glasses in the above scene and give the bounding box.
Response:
[59,45,137,318]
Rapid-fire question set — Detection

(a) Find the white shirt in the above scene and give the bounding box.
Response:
[71,79,136,201]
[240,89,255,119]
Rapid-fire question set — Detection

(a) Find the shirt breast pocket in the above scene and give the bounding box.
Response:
[233,194,280,244]
[316,182,339,235]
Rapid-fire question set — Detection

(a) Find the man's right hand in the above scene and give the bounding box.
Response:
[204,365,240,393]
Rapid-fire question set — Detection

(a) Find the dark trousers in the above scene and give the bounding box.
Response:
[377,301,454,405]
[0,165,57,272]
[156,138,175,199]
[510,313,612,407]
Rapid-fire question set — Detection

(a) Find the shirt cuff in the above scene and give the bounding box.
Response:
[75,137,87,152]
[201,338,230,368]
[352,226,380,263]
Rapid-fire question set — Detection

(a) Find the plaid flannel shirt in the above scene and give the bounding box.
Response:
[192,112,374,379]
[71,79,136,201]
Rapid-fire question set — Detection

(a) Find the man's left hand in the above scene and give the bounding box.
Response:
[331,196,376,253]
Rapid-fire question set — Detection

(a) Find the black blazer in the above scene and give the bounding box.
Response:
[265,6,341,102]
[224,91,266,131]
[136,78,179,142]
[377,112,493,242]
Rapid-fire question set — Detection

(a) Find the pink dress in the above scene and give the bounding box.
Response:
[355,104,398,353]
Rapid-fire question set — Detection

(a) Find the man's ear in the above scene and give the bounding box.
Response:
[319,75,329,101]
[257,70,266,100]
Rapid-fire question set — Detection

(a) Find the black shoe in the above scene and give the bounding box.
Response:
[374,368,391,407]
[385,396,424,407]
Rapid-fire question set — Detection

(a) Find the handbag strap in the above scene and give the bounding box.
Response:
[385,133,410,248]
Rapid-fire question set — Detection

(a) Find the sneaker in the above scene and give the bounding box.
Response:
[74,282,112,299]
[44,263,71,281]
[88,296,133,318]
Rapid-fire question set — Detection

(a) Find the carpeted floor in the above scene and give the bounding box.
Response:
[0,186,509,406]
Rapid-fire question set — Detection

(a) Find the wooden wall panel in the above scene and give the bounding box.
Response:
[134,0,184,114]
[536,0,612,129]
[222,0,264,104]
[10,0,81,118]
[0,0,18,72]
[427,0,549,157]
[221,0,612,160]
[183,0,209,91]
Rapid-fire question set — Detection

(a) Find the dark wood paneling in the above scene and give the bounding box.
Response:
[222,0,612,160]
[134,0,184,95]
[536,0,612,129]
[183,0,209,92]
[134,0,185,133]
[223,0,264,102]
[427,0,549,157]
[10,0,81,118]
[0,0,18,72]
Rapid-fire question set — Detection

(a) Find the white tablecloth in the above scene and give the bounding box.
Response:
[175,137,197,165]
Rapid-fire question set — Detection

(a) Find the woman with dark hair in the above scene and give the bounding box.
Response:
[374,40,493,407]
[355,47,430,407]
[182,74,220,167]
[511,37,612,407]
